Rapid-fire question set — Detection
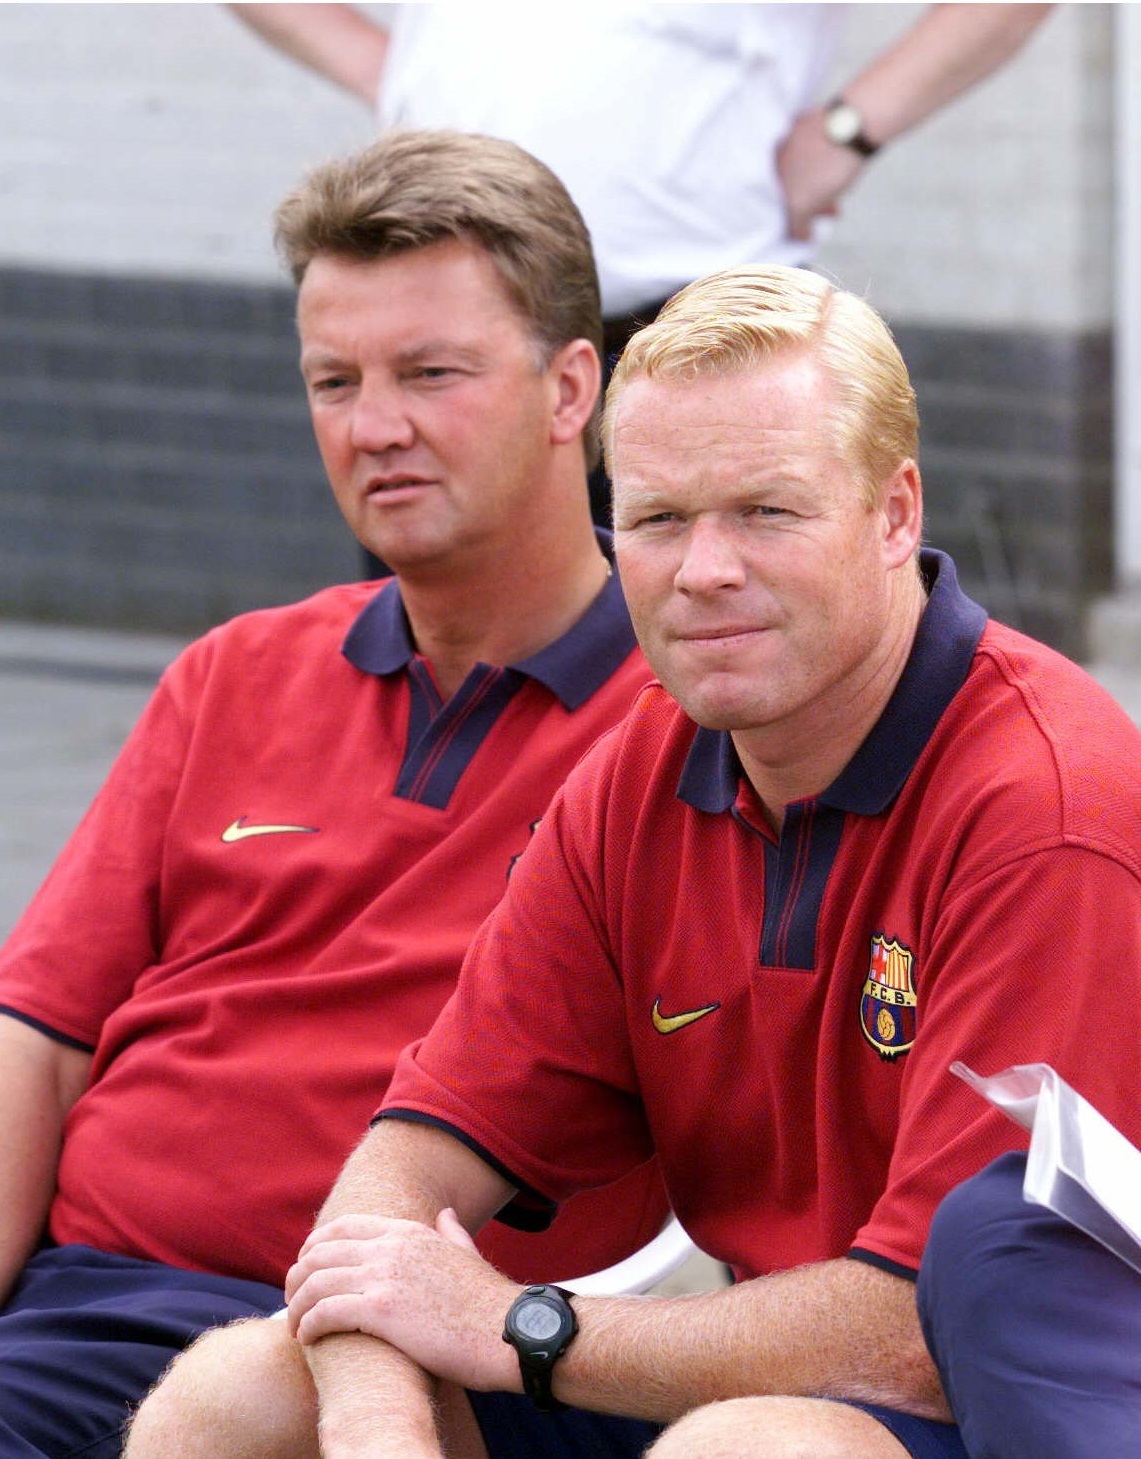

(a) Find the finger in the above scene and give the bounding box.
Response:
[294,1292,377,1346]
[287,1263,379,1334]
[298,1213,398,1255]
[286,1236,390,1306]
[289,1237,369,1294]
[435,1207,478,1252]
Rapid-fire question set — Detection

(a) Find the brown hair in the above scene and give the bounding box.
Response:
[276,130,603,461]
[604,266,918,506]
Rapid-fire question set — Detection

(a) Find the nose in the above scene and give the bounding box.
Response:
[674,518,747,596]
[349,380,415,454]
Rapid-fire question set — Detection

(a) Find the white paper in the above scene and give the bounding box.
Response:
[952,1060,1141,1277]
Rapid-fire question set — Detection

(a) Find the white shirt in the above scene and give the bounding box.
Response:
[379,4,843,316]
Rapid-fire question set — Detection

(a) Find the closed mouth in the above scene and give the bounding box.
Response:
[367,476,433,493]
[678,625,769,643]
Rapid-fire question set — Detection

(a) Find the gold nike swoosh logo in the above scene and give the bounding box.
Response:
[651,996,721,1035]
[221,818,319,843]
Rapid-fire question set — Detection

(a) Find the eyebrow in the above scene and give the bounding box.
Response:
[299,348,347,373]
[300,340,491,374]
[393,341,488,368]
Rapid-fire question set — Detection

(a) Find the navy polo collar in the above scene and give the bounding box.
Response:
[341,530,637,711]
[678,549,988,815]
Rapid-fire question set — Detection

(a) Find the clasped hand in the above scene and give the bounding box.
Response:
[285,1208,522,1393]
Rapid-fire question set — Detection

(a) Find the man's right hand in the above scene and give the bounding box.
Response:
[775,109,865,243]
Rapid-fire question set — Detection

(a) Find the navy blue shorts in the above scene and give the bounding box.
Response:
[469,1392,965,1457]
[919,1152,1141,1459]
[0,1243,283,1458]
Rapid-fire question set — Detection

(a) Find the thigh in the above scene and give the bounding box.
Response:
[0,1245,283,1459]
[919,1153,1141,1459]
[468,1391,663,1459]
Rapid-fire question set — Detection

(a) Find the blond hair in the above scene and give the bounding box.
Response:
[603,267,917,505]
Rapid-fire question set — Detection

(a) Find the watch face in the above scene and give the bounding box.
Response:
[514,1299,564,1342]
[825,102,861,145]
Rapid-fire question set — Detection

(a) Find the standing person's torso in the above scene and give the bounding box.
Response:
[381,3,844,314]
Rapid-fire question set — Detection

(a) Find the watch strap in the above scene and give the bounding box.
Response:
[520,1353,561,1411]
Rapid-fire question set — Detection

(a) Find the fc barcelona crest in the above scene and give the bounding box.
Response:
[860,934,917,1060]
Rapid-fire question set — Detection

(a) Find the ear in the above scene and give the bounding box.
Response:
[547,338,601,447]
[879,459,923,569]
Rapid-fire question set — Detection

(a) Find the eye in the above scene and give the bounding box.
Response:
[308,373,352,396]
[408,365,461,383]
[615,509,678,532]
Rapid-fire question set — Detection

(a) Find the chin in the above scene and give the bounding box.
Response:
[653,670,759,727]
[667,692,773,733]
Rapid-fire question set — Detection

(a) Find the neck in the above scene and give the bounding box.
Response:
[399,505,608,702]
[733,569,928,837]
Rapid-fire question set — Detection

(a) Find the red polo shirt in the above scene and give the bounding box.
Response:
[384,551,1141,1278]
[0,556,665,1284]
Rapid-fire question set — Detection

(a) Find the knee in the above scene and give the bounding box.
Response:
[124,1314,317,1459]
[647,1397,874,1459]
[648,1400,760,1459]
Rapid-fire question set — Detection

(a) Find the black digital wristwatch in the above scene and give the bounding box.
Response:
[501,1283,578,1412]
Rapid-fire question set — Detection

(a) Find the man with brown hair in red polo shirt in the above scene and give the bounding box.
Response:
[0,130,664,1456]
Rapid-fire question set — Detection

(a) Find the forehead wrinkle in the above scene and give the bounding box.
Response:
[299,331,491,371]
[611,361,855,498]
[615,418,816,487]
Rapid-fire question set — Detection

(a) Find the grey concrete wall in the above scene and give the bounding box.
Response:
[813,5,1116,656]
[0,4,1118,651]
[0,265,354,631]
[0,3,378,283]
[2,5,1102,328]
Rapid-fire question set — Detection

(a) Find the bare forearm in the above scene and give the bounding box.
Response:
[777,4,1052,241]
[312,1120,511,1234]
[842,3,1054,146]
[307,1332,441,1459]
[226,3,389,107]
[555,1257,947,1424]
[0,1016,91,1302]
[296,1122,514,1458]
[288,1131,944,1427]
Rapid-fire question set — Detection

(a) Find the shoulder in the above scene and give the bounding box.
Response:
[555,682,700,825]
[971,621,1140,762]
[582,680,693,761]
[200,581,381,655]
[931,621,1141,866]
[163,582,383,689]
